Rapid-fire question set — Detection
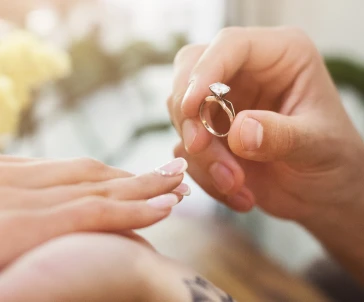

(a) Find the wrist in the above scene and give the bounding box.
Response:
[299,140,364,236]
[299,193,364,284]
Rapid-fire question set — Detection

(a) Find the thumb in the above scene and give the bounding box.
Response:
[228,110,311,162]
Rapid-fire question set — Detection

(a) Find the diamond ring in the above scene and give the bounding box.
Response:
[199,82,235,138]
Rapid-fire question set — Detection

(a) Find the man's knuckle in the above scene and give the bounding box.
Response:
[173,143,184,158]
[217,26,243,38]
[283,27,315,50]
[166,94,174,108]
[174,44,204,64]
[167,91,185,115]
[286,122,303,154]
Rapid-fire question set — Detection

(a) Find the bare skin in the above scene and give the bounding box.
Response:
[0,155,226,302]
[0,155,190,269]
[1,25,364,301]
[168,27,364,283]
[0,233,232,302]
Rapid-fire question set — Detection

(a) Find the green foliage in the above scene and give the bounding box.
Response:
[325,57,364,102]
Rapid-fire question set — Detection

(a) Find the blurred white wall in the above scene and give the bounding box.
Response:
[235,0,364,58]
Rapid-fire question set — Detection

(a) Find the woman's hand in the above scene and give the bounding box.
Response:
[0,156,190,210]
[168,27,364,282]
[0,156,189,268]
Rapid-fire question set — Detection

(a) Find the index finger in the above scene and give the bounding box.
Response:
[181,26,314,117]
[169,44,217,154]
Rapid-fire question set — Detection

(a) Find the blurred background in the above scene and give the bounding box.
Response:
[1,0,364,299]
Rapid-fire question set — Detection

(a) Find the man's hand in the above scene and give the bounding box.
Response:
[168,27,364,220]
[168,27,364,283]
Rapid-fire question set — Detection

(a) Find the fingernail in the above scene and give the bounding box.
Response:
[227,187,254,212]
[173,183,191,196]
[240,118,263,151]
[209,162,234,194]
[147,193,179,209]
[181,80,195,108]
[182,119,197,151]
[154,157,188,176]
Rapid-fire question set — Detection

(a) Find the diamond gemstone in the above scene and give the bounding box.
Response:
[209,82,230,96]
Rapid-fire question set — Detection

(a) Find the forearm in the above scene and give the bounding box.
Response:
[300,200,364,284]
[0,233,235,302]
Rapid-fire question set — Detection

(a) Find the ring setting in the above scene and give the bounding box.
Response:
[199,82,235,137]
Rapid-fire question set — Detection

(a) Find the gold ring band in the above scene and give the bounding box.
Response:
[199,83,235,138]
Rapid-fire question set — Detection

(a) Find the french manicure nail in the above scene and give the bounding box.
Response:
[173,183,191,196]
[240,118,263,151]
[154,157,188,176]
[147,193,179,209]
[181,80,195,108]
[209,162,234,194]
[182,119,197,151]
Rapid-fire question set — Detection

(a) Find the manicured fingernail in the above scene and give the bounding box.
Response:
[147,193,179,209]
[173,183,191,196]
[182,119,197,151]
[209,162,234,194]
[240,118,263,151]
[227,187,254,212]
[181,80,195,108]
[154,157,188,176]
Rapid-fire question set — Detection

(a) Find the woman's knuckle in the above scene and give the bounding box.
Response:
[0,213,29,230]
[91,183,110,198]
[133,175,150,189]
[78,157,118,180]
[83,197,110,225]
[79,157,105,171]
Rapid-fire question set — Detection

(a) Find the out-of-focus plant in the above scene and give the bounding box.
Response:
[58,30,187,106]
[0,30,71,145]
[54,30,187,162]
[14,26,186,154]
[325,57,364,102]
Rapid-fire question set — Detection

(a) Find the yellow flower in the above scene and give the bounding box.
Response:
[0,30,71,106]
[0,30,71,139]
